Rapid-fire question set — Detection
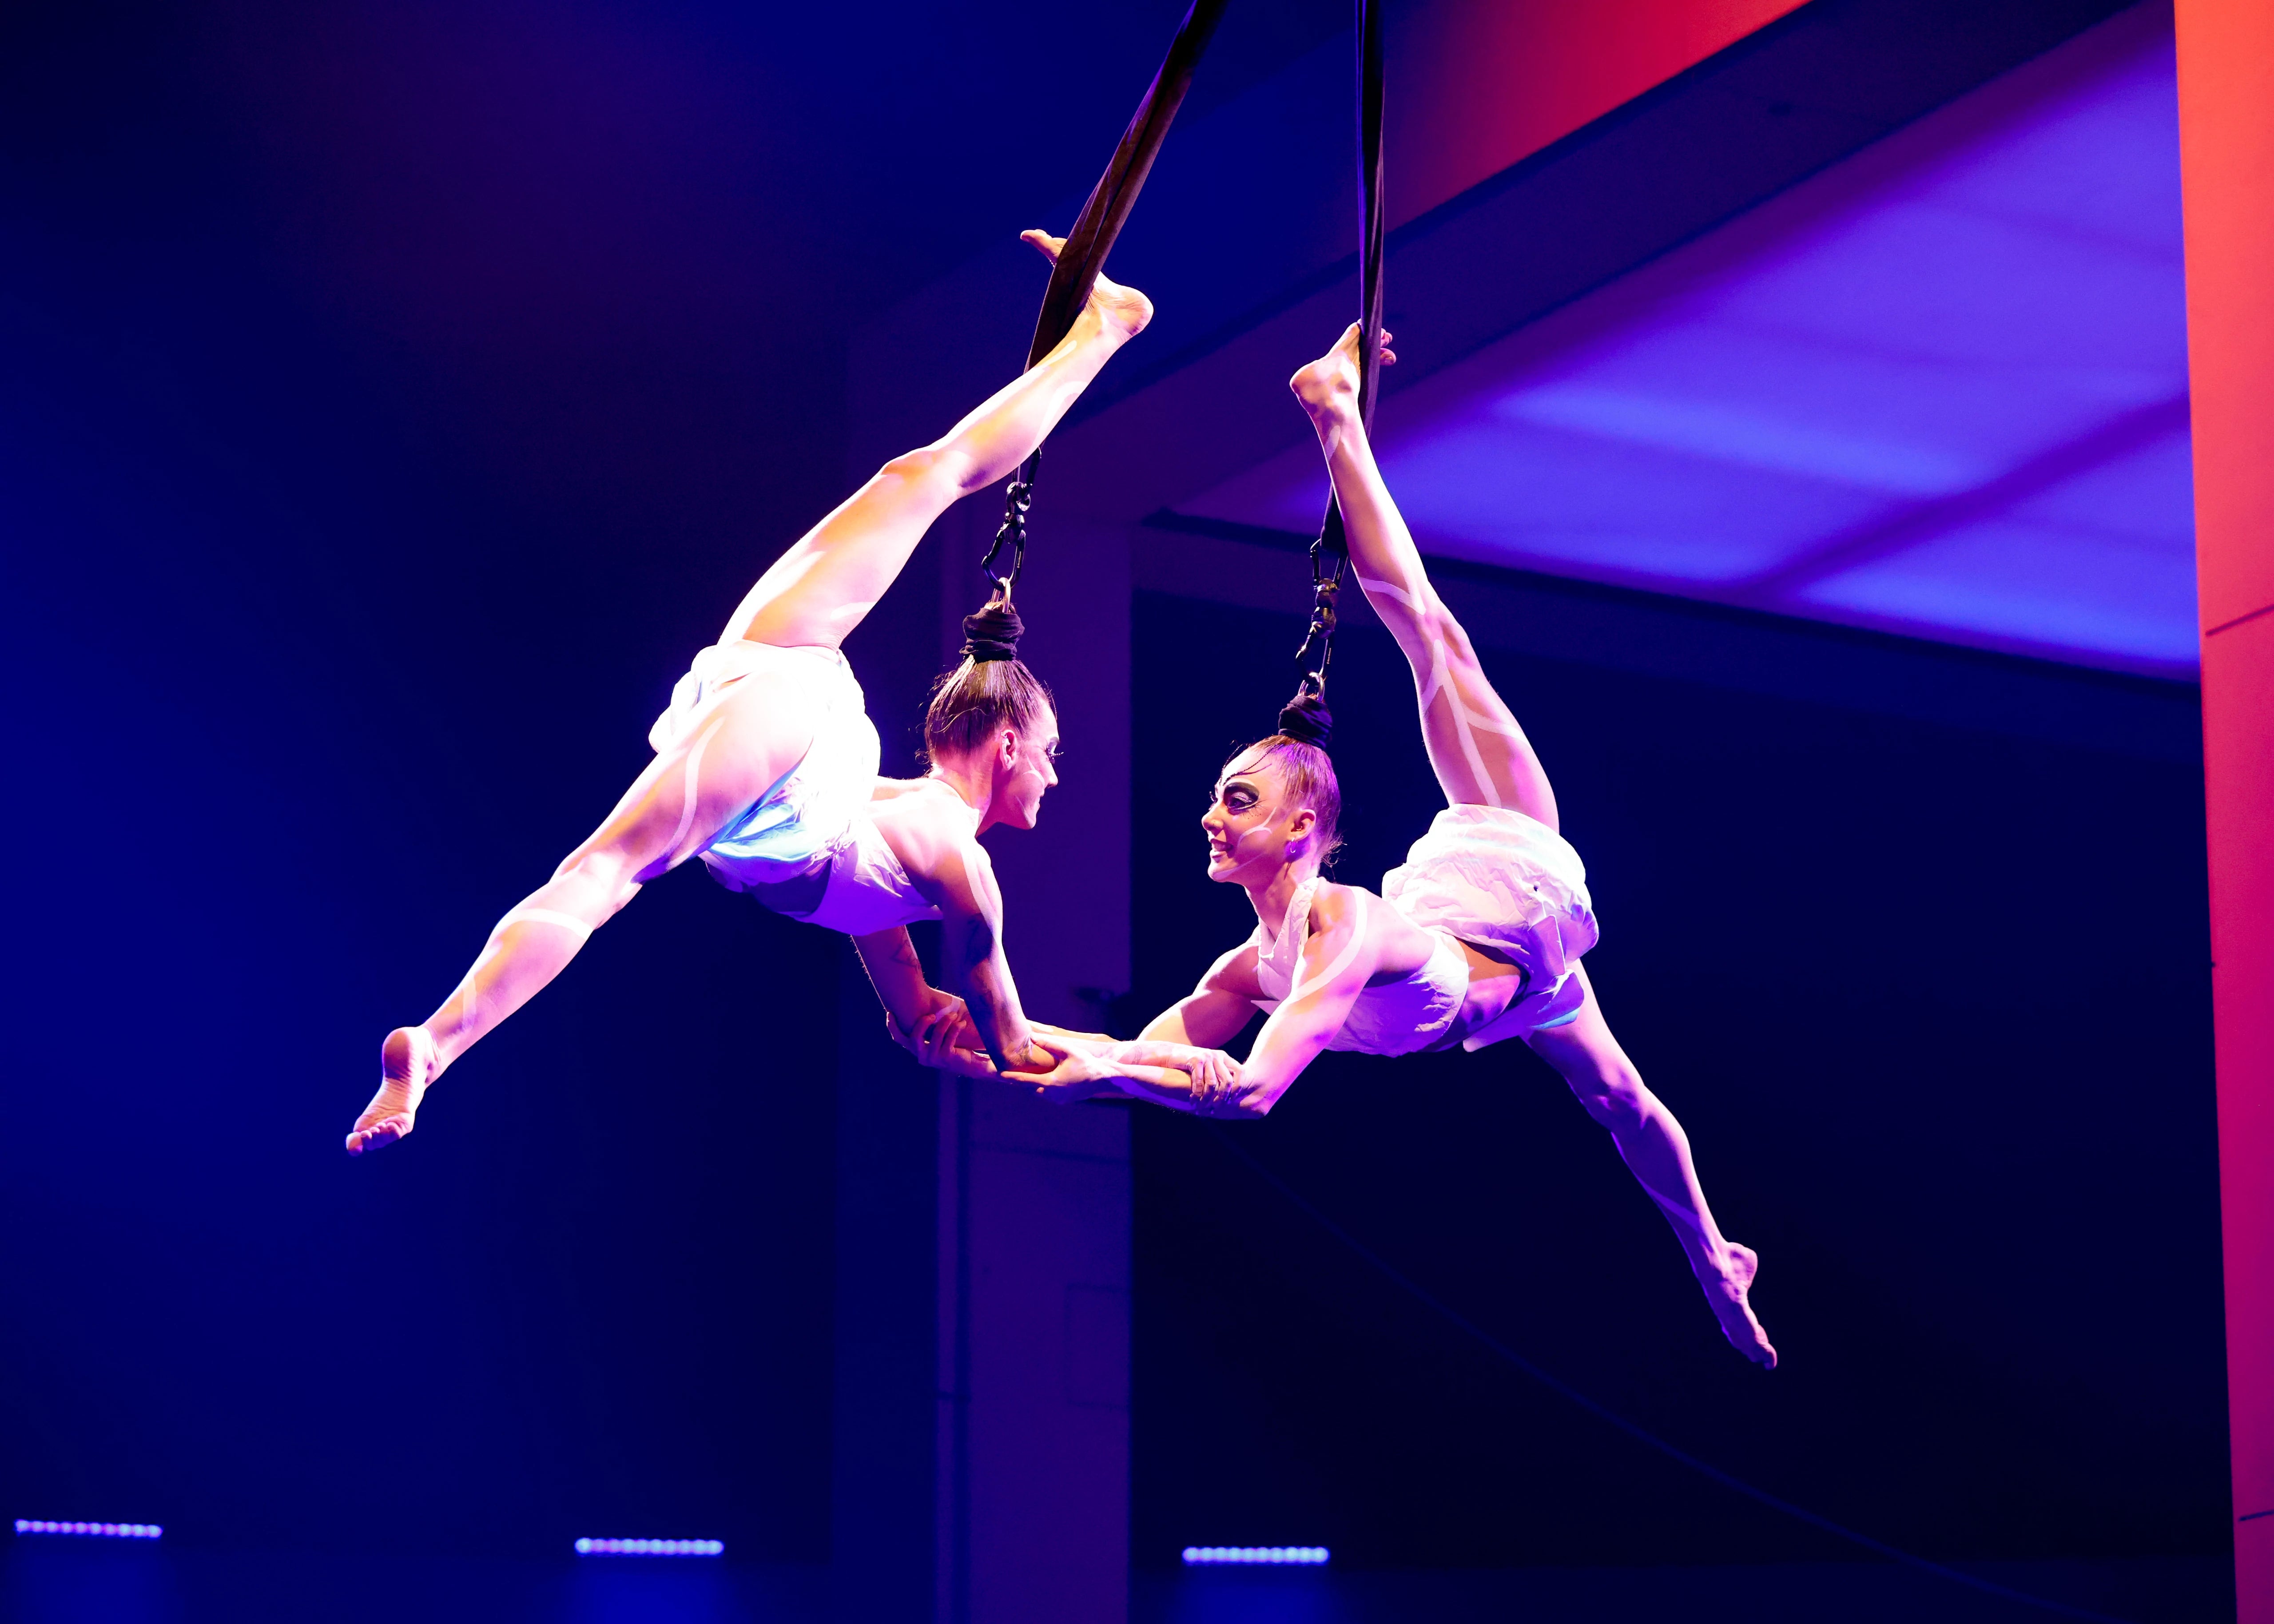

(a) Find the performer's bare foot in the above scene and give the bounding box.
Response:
[1020,229,1153,340]
[347,1026,437,1156]
[1699,1242,1777,1367]
[1289,320,1398,417]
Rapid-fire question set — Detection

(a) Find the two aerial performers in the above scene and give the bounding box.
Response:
[349,0,1768,1365]
[345,236,1235,1158]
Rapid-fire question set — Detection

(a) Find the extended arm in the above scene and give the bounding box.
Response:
[901,1009,1243,1105]
[852,927,967,1046]
[1103,901,1375,1118]
[922,839,1046,1073]
[1205,889,1377,1116]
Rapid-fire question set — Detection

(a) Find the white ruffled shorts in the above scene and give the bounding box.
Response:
[647,641,883,891]
[1380,804,1600,1050]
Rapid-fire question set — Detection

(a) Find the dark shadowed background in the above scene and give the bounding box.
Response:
[0,0,2229,1617]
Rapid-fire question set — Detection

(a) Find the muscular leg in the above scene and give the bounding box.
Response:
[348,673,823,1155]
[1526,967,1777,1367]
[1291,324,1556,826]
[723,233,1152,650]
[355,239,1151,1154]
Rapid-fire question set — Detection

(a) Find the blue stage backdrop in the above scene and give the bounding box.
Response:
[0,0,2230,1609]
[0,0,1291,1574]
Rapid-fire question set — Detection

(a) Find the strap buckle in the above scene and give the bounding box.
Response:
[979,452,1039,601]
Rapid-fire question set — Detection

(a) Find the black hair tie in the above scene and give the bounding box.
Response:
[962,600,1025,665]
[1277,688,1333,748]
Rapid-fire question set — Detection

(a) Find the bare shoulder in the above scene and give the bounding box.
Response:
[1308,879,1384,934]
[867,775,927,804]
[1309,879,1428,977]
[1199,939,1265,999]
[869,782,985,887]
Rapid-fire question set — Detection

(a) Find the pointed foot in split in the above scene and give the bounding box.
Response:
[1289,321,1395,414]
[347,1027,436,1157]
[1019,230,1153,339]
[1706,1242,1778,1369]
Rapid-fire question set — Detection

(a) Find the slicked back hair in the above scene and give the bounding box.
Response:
[1226,735,1343,870]
[925,656,1053,764]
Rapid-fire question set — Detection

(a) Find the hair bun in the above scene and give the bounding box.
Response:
[961,600,1025,664]
[1276,688,1333,748]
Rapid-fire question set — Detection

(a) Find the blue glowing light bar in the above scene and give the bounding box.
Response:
[573,1537,724,1557]
[15,1521,163,1540]
[1181,1545,1329,1565]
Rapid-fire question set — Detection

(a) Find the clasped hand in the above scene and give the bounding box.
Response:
[888,997,1244,1111]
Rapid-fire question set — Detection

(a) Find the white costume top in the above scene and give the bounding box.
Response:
[1249,877,1468,1057]
[1248,806,1602,1057]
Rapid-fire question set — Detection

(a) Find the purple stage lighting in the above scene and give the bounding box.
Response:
[573,1537,724,1557]
[1180,8,2194,677]
[1181,1545,1330,1565]
[14,1521,163,1540]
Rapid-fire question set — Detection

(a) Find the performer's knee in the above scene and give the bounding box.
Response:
[880,445,965,500]
[551,843,643,911]
[1566,1060,1647,1131]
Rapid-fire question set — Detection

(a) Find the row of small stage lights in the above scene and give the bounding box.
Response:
[18,1520,1325,1566]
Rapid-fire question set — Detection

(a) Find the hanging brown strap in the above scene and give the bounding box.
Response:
[1284,0,1386,733]
[979,0,1233,604]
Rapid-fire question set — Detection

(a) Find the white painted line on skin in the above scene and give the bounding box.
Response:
[1357,571,1501,808]
[500,908,595,941]
[1461,702,1526,739]
[662,714,728,862]
[1646,1185,1711,1239]
[1285,890,1369,1006]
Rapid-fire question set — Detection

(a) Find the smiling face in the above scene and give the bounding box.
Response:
[1202,747,1320,886]
[986,705,1061,831]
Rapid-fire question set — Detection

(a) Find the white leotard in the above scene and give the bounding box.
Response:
[649,641,942,936]
[1249,877,1468,1057]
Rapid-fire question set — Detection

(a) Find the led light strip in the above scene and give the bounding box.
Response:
[573,1537,723,1557]
[1181,1545,1328,1565]
[15,1521,163,1540]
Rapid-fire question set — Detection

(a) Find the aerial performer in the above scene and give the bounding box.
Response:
[909,323,1776,1368]
[346,236,1237,1156]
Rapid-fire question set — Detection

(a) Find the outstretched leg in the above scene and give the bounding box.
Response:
[1526,967,1776,1367]
[350,658,827,1154]
[724,232,1152,650]
[354,238,1152,1154]
[1291,324,1556,826]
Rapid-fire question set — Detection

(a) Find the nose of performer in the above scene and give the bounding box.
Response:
[1201,799,1231,867]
